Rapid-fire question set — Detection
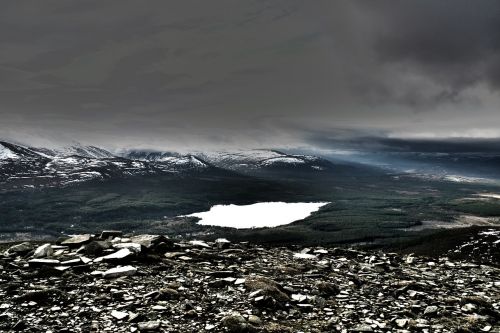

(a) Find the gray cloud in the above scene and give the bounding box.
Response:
[0,1,499,150]
[368,1,500,90]
[307,130,500,154]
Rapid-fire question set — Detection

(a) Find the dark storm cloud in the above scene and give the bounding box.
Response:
[368,1,500,90]
[308,132,500,154]
[0,1,499,149]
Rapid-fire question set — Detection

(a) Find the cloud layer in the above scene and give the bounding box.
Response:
[1,1,499,149]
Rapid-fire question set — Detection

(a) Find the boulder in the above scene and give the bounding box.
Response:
[33,244,53,258]
[221,313,248,332]
[244,276,290,303]
[81,240,111,256]
[5,242,33,256]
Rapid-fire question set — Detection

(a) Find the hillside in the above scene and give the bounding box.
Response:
[0,233,498,332]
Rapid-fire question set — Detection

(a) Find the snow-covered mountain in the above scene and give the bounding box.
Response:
[0,142,208,190]
[32,144,115,159]
[124,149,334,174]
[196,150,334,173]
[124,150,209,172]
[1,142,335,190]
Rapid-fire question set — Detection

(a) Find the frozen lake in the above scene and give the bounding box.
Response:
[185,201,329,229]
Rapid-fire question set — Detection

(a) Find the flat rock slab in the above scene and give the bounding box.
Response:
[293,253,317,259]
[100,230,123,239]
[189,240,211,248]
[100,248,134,261]
[28,259,61,267]
[113,242,142,253]
[61,234,92,246]
[138,321,161,331]
[102,265,137,279]
[129,235,163,248]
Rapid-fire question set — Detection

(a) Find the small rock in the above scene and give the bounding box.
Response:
[351,324,373,332]
[151,305,168,311]
[100,230,123,239]
[395,318,408,327]
[293,253,317,259]
[111,310,128,320]
[424,305,439,316]
[12,320,27,331]
[189,240,211,248]
[316,282,340,296]
[137,321,160,331]
[247,315,262,326]
[215,238,231,249]
[221,313,248,332]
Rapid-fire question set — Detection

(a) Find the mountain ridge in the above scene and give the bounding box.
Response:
[0,141,336,190]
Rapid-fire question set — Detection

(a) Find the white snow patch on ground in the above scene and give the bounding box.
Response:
[185,202,329,229]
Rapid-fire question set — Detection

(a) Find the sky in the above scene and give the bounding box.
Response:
[1,0,500,150]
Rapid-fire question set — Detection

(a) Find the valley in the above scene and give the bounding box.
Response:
[1,141,499,258]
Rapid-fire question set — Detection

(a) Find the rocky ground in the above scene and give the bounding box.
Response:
[0,232,499,332]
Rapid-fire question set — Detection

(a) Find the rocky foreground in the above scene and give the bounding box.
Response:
[0,233,499,332]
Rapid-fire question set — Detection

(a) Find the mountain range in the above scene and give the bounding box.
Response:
[0,141,334,190]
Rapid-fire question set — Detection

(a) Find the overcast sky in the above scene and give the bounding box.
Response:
[1,1,500,150]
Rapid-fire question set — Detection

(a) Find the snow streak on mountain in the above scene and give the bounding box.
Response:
[0,142,333,190]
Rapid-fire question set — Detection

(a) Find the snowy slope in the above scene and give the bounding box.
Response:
[124,150,209,172]
[31,144,115,159]
[0,143,19,160]
[1,142,334,190]
[196,150,333,172]
[0,142,215,190]
[0,142,157,189]
[124,149,332,173]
